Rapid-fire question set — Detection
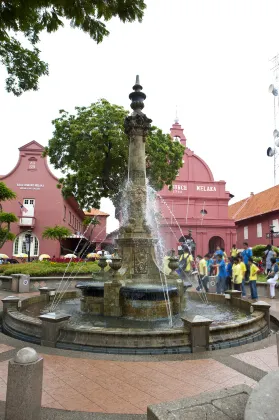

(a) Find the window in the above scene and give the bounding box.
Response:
[69,211,72,224]
[244,226,248,240]
[257,223,262,238]
[28,157,37,171]
[273,219,279,232]
[13,233,39,257]
[63,206,66,221]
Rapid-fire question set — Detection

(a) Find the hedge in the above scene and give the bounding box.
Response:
[252,245,279,258]
[0,261,104,277]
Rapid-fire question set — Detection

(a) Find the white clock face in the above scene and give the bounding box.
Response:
[173,136,180,142]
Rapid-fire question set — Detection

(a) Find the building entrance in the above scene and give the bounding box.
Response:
[208,236,225,254]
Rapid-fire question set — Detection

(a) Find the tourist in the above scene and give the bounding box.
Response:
[232,258,242,291]
[238,256,247,298]
[197,254,210,292]
[241,242,252,281]
[214,246,223,258]
[215,254,226,294]
[266,258,279,299]
[221,247,227,260]
[248,257,259,300]
[230,244,238,258]
[226,257,233,290]
[264,244,273,274]
[177,245,193,280]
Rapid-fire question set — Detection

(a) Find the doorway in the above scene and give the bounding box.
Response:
[208,236,225,254]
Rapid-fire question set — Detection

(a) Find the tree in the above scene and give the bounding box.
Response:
[0,0,146,96]
[44,99,185,209]
[0,182,18,249]
[42,225,72,254]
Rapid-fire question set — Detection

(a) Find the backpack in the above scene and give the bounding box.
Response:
[178,253,189,271]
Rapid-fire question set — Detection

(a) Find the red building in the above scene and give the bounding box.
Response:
[158,120,236,255]
[0,141,108,258]
[229,187,279,248]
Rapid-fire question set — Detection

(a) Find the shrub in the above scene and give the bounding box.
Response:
[252,244,279,257]
[0,261,103,277]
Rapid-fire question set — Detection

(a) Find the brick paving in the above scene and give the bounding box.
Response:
[0,354,257,414]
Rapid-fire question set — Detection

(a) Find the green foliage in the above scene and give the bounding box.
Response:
[252,244,279,257]
[83,216,100,227]
[0,0,146,95]
[0,182,16,202]
[45,99,185,209]
[42,225,72,244]
[0,260,100,276]
[0,182,17,248]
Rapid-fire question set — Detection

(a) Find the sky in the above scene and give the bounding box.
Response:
[0,0,279,233]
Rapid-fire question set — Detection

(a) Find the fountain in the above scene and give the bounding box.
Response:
[75,76,188,320]
[1,77,272,354]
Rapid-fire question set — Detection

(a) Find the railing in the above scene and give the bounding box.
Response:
[18,216,36,227]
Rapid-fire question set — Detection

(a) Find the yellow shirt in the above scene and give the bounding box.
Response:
[231,248,238,257]
[249,263,259,281]
[179,253,193,272]
[233,264,242,284]
[223,252,227,260]
[199,258,207,276]
[240,262,246,278]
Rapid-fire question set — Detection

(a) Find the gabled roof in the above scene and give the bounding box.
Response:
[19,140,45,153]
[84,209,109,217]
[228,184,279,221]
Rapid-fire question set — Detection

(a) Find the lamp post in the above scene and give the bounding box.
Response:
[270,225,275,246]
[25,230,32,262]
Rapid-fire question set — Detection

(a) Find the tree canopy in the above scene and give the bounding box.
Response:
[42,225,72,244]
[0,182,18,248]
[44,99,185,210]
[0,0,146,95]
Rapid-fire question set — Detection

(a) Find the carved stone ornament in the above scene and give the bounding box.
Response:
[124,113,152,141]
[134,248,148,274]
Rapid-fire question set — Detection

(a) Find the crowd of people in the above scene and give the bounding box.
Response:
[175,242,279,301]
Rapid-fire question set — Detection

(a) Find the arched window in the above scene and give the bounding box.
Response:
[13,232,39,257]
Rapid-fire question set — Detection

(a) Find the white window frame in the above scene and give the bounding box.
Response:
[257,223,262,238]
[244,226,248,240]
[13,233,39,257]
[272,219,279,232]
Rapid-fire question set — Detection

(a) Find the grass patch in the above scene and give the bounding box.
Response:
[0,261,102,277]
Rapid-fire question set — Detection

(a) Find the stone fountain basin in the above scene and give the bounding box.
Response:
[0,290,270,355]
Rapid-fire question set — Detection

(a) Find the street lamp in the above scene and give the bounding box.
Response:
[25,230,32,262]
[270,225,275,246]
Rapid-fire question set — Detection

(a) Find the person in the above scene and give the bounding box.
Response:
[197,254,210,292]
[238,256,247,298]
[241,242,252,281]
[177,246,193,280]
[207,254,214,276]
[226,257,233,290]
[264,244,273,274]
[221,247,227,260]
[215,254,226,294]
[232,258,242,291]
[266,257,279,299]
[214,246,224,258]
[248,257,259,300]
[230,245,238,258]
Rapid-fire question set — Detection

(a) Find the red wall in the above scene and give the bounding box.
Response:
[0,141,84,258]
[157,122,236,255]
[235,211,279,248]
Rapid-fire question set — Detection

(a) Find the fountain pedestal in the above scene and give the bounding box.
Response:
[76,76,186,319]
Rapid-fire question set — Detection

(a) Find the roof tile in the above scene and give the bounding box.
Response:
[84,209,109,217]
[229,185,279,221]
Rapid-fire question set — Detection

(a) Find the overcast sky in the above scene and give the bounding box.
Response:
[0,0,279,233]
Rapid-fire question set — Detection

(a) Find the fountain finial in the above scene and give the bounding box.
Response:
[129,75,146,112]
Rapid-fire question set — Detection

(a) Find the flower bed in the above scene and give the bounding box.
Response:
[0,261,101,277]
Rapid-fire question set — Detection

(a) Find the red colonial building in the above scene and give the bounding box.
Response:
[158,120,236,255]
[0,141,108,258]
[229,186,279,248]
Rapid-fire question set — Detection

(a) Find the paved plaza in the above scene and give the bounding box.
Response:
[0,290,277,417]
